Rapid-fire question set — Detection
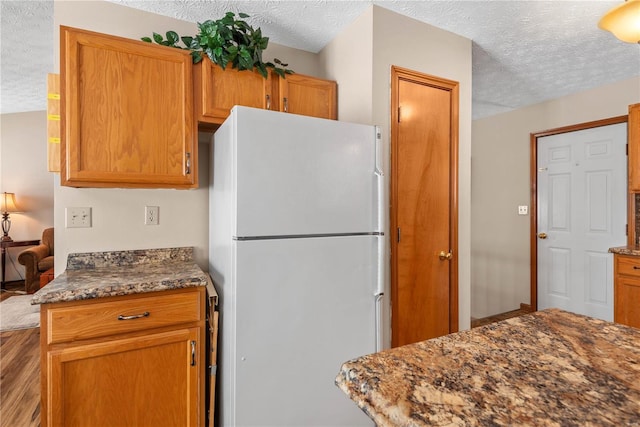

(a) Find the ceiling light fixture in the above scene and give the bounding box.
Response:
[598,0,640,43]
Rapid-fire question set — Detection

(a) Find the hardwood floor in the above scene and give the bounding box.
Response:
[0,280,28,302]
[471,307,531,328]
[0,328,40,427]
[1,281,40,427]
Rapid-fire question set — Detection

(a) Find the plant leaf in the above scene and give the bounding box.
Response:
[238,47,253,69]
[188,38,200,50]
[141,37,152,43]
[152,32,164,44]
[256,63,267,78]
[166,31,179,45]
[181,36,193,47]
[191,51,203,64]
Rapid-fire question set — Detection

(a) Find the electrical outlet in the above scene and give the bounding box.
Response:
[518,205,529,215]
[66,207,92,228]
[145,206,159,225]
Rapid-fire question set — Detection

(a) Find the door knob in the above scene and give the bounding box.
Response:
[438,251,452,261]
[538,232,548,239]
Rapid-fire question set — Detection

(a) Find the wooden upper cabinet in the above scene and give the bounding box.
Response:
[629,103,640,192]
[60,26,197,189]
[194,61,338,127]
[276,73,337,120]
[194,59,273,128]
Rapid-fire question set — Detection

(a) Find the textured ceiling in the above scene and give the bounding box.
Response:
[1,1,639,119]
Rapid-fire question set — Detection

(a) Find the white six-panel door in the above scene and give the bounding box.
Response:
[537,123,627,321]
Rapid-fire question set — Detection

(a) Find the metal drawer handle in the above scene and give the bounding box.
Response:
[118,311,150,321]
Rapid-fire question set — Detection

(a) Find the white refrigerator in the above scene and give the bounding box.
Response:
[209,106,385,426]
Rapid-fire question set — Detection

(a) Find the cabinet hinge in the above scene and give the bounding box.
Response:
[209,364,217,376]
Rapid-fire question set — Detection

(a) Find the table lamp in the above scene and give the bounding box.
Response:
[1,192,23,242]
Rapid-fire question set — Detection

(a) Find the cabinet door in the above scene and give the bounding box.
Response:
[194,59,273,127]
[278,73,337,120]
[629,103,640,192]
[615,275,640,328]
[61,26,197,188]
[46,327,201,427]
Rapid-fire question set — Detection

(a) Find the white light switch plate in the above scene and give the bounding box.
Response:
[518,205,528,215]
[66,207,92,228]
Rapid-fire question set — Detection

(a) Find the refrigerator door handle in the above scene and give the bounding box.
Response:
[374,126,385,233]
[374,230,386,352]
[375,292,384,352]
[374,126,383,176]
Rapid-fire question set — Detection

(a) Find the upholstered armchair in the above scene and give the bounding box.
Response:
[18,227,54,293]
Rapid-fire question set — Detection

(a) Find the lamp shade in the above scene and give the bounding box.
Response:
[598,0,640,43]
[1,192,22,213]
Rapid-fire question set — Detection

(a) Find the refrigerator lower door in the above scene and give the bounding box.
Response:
[226,235,377,426]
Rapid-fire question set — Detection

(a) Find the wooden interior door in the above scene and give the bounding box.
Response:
[391,66,459,348]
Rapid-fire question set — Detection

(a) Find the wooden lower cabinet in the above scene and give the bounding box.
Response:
[614,254,640,328]
[40,287,205,427]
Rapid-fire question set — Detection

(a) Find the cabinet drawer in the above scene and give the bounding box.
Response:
[46,290,202,345]
[616,255,640,278]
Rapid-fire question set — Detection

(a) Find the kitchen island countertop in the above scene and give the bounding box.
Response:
[336,308,640,427]
[31,247,208,305]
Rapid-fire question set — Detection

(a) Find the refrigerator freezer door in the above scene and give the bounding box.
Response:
[227,106,381,237]
[226,236,377,426]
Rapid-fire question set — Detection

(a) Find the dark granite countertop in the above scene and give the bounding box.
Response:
[336,309,640,427]
[609,245,640,256]
[31,247,208,305]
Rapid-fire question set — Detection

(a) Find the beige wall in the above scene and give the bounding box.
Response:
[0,111,54,281]
[471,75,640,319]
[320,7,374,125]
[372,6,473,335]
[320,6,473,345]
[52,1,321,274]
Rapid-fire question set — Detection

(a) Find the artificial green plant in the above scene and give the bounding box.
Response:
[142,12,292,78]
